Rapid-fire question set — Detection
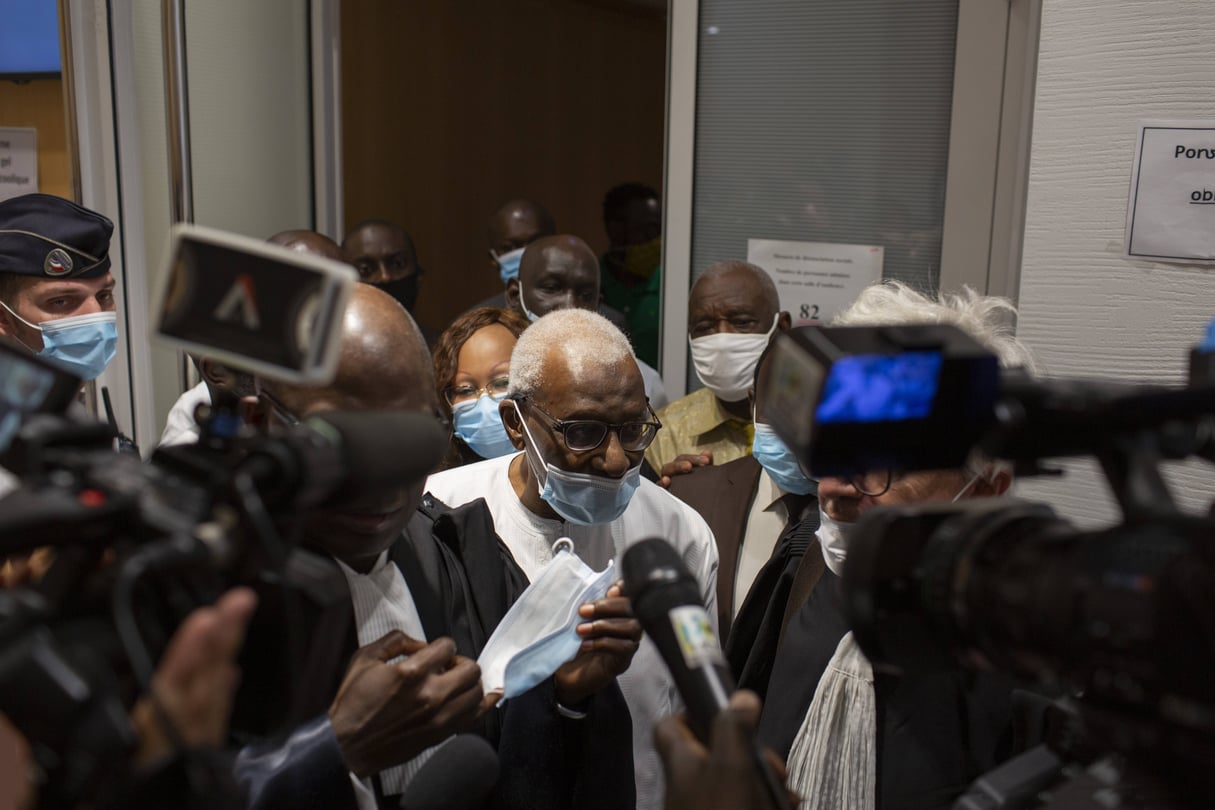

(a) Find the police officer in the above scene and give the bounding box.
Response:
[0,193,118,381]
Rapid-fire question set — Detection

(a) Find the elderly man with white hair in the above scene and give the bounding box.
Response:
[424,308,719,810]
[755,281,1037,810]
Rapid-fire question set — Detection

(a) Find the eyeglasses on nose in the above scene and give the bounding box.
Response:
[445,377,510,407]
[521,398,662,453]
[847,469,893,497]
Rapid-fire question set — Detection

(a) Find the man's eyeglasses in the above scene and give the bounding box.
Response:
[848,469,893,497]
[522,398,662,453]
[445,377,510,407]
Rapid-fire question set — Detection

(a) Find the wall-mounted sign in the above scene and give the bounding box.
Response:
[1125,120,1215,263]
[0,128,38,203]
[746,238,883,326]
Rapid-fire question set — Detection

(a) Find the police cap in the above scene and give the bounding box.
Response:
[0,193,114,280]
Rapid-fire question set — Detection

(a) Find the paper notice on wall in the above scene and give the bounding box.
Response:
[0,128,38,203]
[1125,120,1215,263]
[746,239,883,326]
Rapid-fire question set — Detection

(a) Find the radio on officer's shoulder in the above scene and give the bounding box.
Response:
[155,224,357,385]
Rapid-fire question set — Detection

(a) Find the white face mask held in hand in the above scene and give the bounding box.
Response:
[477,539,617,702]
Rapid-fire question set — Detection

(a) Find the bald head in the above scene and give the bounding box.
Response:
[487,198,555,253]
[688,260,785,338]
[267,284,434,412]
[520,235,597,285]
[267,229,343,261]
[256,284,436,570]
[507,235,600,318]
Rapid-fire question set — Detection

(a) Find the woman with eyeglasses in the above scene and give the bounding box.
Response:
[432,307,531,469]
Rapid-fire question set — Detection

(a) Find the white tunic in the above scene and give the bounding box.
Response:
[425,453,720,810]
[159,381,211,447]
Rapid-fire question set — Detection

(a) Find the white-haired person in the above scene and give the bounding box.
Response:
[424,308,719,810]
[757,281,1037,810]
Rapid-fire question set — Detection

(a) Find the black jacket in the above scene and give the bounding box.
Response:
[759,568,1016,810]
[232,495,635,810]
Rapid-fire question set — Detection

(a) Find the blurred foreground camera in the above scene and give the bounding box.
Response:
[0,226,448,808]
[761,320,1215,805]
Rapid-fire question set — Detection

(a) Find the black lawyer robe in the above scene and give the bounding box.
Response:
[758,567,1016,810]
[231,494,635,810]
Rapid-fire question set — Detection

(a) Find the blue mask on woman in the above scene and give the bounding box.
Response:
[751,422,815,495]
[452,395,517,459]
[1,304,118,381]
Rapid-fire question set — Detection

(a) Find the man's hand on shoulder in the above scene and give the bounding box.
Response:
[553,583,643,707]
[658,451,713,489]
[329,631,491,778]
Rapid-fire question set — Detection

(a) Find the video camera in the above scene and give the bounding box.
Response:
[0,226,449,808]
[760,320,1215,807]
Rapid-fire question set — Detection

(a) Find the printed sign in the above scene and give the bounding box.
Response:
[0,128,38,203]
[1125,121,1215,263]
[747,238,883,326]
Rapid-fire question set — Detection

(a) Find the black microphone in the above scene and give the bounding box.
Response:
[622,537,735,741]
[622,537,787,810]
[400,734,500,810]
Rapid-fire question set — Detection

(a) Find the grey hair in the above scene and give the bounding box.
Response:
[831,281,1037,374]
[833,281,1037,484]
[509,309,635,398]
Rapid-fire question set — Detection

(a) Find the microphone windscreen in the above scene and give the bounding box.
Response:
[309,410,449,492]
[622,537,703,622]
[400,734,500,810]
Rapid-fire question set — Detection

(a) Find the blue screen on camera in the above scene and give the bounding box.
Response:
[815,351,943,423]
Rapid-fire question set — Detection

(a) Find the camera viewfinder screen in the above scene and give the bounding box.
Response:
[0,351,57,451]
[815,351,943,424]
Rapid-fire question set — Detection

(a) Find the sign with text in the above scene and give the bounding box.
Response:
[1125,120,1215,263]
[747,238,883,326]
[0,128,38,203]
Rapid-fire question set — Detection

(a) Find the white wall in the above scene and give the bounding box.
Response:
[120,1,313,442]
[1014,0,1215,527]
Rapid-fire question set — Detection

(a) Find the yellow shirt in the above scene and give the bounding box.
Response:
[646,387,754,472]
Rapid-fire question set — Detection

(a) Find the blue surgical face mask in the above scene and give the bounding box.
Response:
[478,544,618,700]
[751,422,815,495]
[512,400,642,525]
[452,394,517,459]
[1,303,118,381]
[493,246,526,285]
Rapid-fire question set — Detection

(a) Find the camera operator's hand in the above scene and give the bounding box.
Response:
[656,690,798,810]
[0,713,35,810]
[658,451,713,489]
[130,587,259,766]
[329,631,492,778]
[554,583,643,706]
[0,549,55,589]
